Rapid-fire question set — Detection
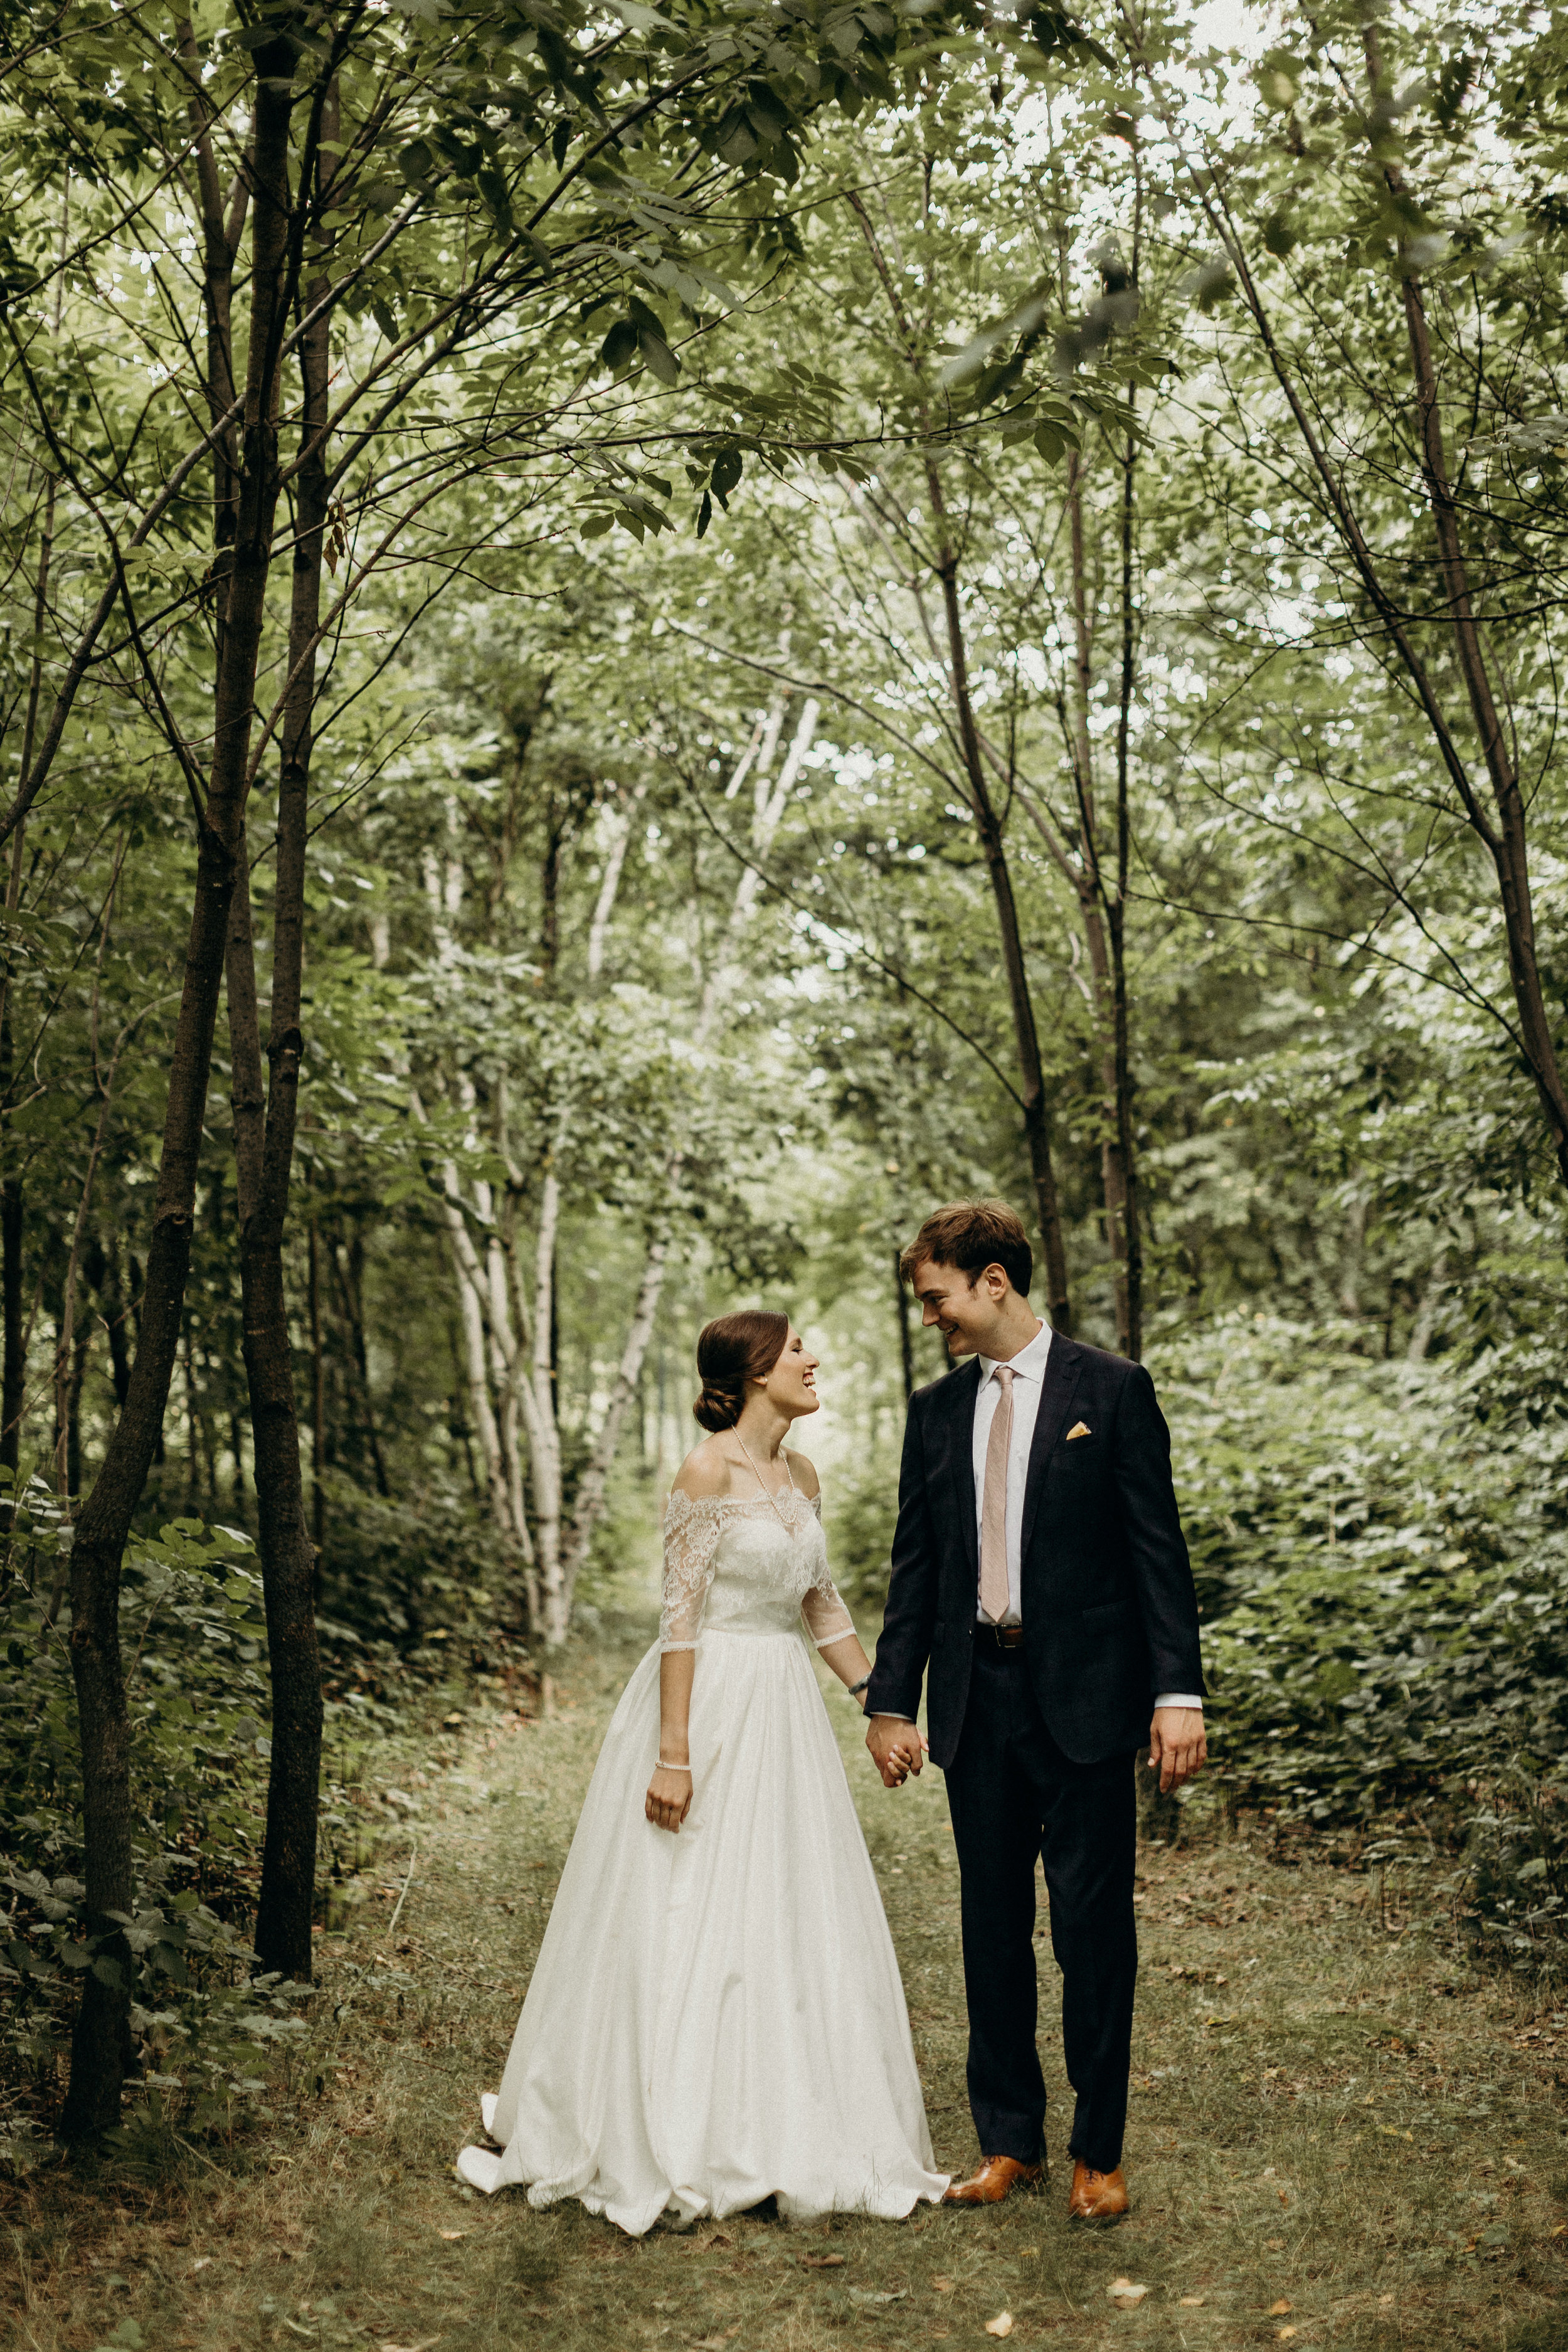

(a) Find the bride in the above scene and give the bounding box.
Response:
[455,1308,947,2234]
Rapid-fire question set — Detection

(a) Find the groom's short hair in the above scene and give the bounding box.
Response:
[899,1200,1033,1299]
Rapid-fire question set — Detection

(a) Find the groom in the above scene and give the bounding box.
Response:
[864,1200,1205,2222]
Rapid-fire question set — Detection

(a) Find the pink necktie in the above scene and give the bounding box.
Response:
[979,1365,1014,1624]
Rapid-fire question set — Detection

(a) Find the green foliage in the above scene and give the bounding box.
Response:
[0,1502,317,2153]
[1163,1318,1568,1968]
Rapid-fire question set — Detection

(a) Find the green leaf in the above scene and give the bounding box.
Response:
[638,328,681,385]
[477,167,514,230]
[601,319,639,371]
[603,0,676,27]
[710,446,743,506]
[696,488,712,538]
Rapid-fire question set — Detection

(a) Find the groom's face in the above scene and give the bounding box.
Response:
[909,1259,1007,1357]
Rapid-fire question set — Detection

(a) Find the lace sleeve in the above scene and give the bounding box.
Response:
[799,1493,856,1651]
[659,1493,723,1652]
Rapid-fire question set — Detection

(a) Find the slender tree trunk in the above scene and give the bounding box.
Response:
[1064,452,1138,1354]
[329,1236,389,1496]
[524,1175,564,1642]
[586,781,648,981]
[308,1220,326,1549]
[221,90,339,1971]
[0,1152,22,1522]
[60,45,299,2136]
[0,475,58,1525]
[1407,1250,1448,1362]
[1338,1197,1367,1319]
[934,542,1072,1332]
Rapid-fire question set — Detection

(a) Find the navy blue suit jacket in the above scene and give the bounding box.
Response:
[864,1337,1205,1768]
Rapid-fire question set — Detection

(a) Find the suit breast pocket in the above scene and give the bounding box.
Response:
[1081,1600,1128,1629]
[1054,1438,1103,1473]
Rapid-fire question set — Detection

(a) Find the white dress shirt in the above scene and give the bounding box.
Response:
[970,1322,1202,1714]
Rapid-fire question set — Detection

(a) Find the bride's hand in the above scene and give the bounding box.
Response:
[645,1764,693,1834]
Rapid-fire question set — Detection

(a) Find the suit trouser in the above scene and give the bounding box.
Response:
[942,1640,1137,2174]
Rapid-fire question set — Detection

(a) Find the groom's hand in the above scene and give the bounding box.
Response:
[866,1714,925,1788]
[1148,1706,1207,1794]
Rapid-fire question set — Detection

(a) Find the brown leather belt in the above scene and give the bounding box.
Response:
[977,1621,1025,1650]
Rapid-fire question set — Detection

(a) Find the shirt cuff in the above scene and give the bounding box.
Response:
[1153,1692,1203,1712]
[870,1711,916,1722]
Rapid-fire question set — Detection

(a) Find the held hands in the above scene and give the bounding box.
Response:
[865,1713,928,1789]
[1148,1706,1207,1796]
[645,1763,693,1834]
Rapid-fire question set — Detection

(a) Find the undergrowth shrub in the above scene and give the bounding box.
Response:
[1161,1315,1568,1972]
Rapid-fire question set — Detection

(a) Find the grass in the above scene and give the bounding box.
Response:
[4,1621,1567,2351]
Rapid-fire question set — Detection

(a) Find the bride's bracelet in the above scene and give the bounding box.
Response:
[657,1757,692,1772]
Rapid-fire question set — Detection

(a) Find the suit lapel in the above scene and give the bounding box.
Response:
[935,1357,982,1580]
[1020,1335,1086,1562]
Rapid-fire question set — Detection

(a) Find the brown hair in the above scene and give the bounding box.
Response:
[898,1200,1033,1300]
[692,1309,790,1433]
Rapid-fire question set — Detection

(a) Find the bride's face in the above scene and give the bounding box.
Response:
[760,1324,821,1419]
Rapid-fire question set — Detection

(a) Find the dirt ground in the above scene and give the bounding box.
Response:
[5,1627,1567,2351]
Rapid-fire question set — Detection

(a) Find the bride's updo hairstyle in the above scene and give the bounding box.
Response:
[692,1309,789,1433]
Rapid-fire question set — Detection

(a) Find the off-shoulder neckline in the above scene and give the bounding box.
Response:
[665,1488,822,1515]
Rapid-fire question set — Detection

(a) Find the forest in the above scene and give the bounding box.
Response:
[0,0,1565,2311]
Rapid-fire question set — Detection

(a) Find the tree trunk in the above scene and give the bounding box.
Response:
[0,481,54,1524]
[60,41,299,2136]
[934,547,1073,1333]
[221,90,340,1974]
[527,1174,565,1642]
[84,1235,132,1412]
[308,1219,326,1551]
[1066,453,1138,1355]
[1407,1250,1448,1362]
[586,781,648,981]
[329,1234,389,1496]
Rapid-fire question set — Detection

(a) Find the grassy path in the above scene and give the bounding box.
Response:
[6,1626,1567,2352]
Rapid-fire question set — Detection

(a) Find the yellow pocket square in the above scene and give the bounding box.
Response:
[1066,1421,1092,1441]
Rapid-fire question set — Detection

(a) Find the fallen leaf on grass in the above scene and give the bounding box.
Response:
[985,2317,1014,2339]
[850,2288,907,2304]
[378,2342,440,2352]
[931,2277,955,2292]
[1108,2279,1148,2309]
[1268,2302,1292,2316]
[438,2230,465,2242]
[798,2252,844,2269]
[189,2258,214,2274]
[1179,2295,1205,2307]
[1277,2333,1297,2343]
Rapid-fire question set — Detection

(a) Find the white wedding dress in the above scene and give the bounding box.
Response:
[455,1478,948,2235]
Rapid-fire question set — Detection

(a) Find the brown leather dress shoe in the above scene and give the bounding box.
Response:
[943,2155,1042,2206]
[1067,2159,1130,2222]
